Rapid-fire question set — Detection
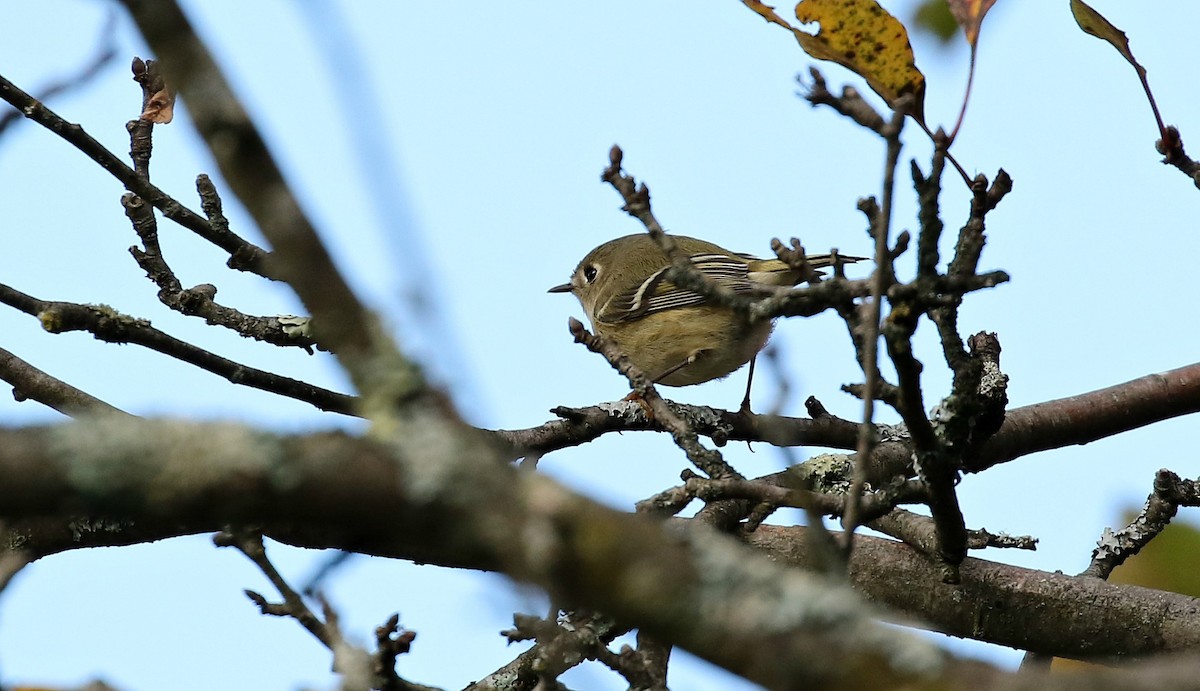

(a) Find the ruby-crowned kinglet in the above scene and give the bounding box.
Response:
[550,233,861,389]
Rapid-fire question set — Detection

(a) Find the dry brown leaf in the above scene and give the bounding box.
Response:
[946,0,997,47]
[141,87,175,124]
[131,55,175,124]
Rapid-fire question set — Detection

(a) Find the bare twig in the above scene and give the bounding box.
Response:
[118,0,421,406]
[0,283,357,415]
[373,614,423,691]
[127,56,166,178]
[841,105,907,554]
[682,475,926,524]
[868,508,1036,557]
[595,638,669,691]
[0,347,132,418]
[215,529,435,690]
[215,529,336,647]
[800,67,971,185]
[122,192,319,351]
[0,73,273,276]
[1156,126,1200,189]
[799,67,886,134]
[972,362,1200,472]
[629,633,670,691]
[483,611,622,691]
[1082,469,1200,580]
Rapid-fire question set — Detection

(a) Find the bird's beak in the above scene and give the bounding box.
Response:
[547,283,573,294]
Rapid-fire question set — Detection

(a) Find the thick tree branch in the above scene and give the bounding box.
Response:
[0,418,946,691]
[0,501,1186,666]
[746,525,1200,660]
[495,361,1200,487]
[970,362,1200,472]
[5,422,1200,676]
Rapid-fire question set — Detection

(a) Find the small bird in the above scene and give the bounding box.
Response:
[550,233,861,408]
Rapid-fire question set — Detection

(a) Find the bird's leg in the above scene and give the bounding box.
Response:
[619,389,655,419]
[651,352,701,385]
[619,353,701,419]
[739,354,757,414]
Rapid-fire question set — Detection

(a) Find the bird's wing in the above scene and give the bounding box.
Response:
[596,253,759,324]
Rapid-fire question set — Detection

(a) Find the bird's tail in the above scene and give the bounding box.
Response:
[746,253,868,286]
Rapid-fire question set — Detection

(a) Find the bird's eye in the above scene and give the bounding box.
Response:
[583,265,598,283]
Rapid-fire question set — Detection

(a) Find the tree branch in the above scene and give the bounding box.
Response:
[0,73,272,275]
[0,418,954,690]
[118,0,418,407]
[5,420,1200,680]
[0,283,357,415]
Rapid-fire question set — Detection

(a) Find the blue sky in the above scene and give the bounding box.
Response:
[2,1,1198,689]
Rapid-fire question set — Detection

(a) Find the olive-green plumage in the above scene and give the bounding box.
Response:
[550,234,856,387]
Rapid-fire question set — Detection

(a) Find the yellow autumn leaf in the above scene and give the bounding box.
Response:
[741,1,825,62]
[743,0,801,35]
[741,0,925,121]
[792,0,926,121]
